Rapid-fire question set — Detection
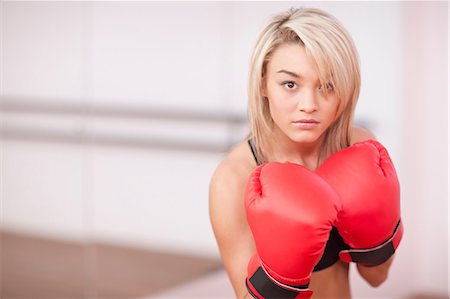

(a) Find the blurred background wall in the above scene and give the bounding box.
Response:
[1,1,448,298]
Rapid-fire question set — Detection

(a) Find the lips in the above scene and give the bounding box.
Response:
[293,119,319,124]
[292,119,320,130]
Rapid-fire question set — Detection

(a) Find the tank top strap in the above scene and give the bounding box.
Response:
[247,138,262,166]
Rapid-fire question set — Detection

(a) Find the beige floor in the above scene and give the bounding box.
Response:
[146,269,234,299]
[1,230,221,298]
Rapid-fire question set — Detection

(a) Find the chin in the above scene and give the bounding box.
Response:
[288,132,322,144]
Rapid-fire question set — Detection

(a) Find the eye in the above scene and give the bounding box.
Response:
[319,82,334,92]
[282,81,297,90]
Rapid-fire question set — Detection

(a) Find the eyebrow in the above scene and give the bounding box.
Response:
[276,69,301,78]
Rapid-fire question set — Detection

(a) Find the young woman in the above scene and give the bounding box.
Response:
[209,7,400,299]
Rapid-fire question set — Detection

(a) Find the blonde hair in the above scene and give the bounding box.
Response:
[247,7,360,165]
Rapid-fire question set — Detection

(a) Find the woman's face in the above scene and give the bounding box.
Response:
[264,43,340,145]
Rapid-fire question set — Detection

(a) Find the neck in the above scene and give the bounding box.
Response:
[267,127,325,171]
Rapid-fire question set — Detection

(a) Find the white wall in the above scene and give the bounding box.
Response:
[1,2,448,298]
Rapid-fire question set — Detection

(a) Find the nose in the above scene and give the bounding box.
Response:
[297,89,318,113]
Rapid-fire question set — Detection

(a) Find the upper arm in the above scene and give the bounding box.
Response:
[209,162,255,299]
[350,126,377,145]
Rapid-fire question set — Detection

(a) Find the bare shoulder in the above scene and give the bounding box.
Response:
[350,125,377,145]
[209,139,256,197]
[209,139,256,230]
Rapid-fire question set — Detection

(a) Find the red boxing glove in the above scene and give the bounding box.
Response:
[245,162,339,299]
[317,139,403,266]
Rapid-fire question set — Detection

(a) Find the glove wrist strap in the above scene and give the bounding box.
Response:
[246,266,313,299]
[339,219,403,266]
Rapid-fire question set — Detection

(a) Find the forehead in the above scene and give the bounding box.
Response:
[267,43,320,81]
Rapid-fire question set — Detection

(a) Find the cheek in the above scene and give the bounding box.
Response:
[323,97,340,122]
[267,87,296,113]
[267,96,294,122]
